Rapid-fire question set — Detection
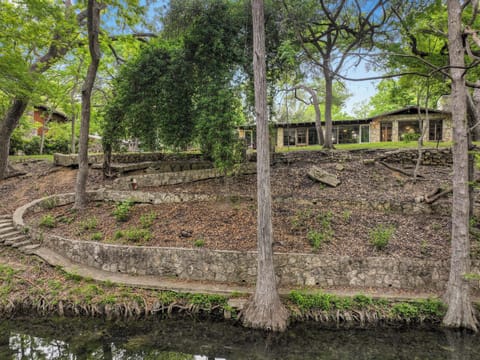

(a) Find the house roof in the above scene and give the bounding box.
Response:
[34,105,68,120]
[368,106,450,119]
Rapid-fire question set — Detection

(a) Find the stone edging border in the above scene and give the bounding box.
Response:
[12,191,480,293]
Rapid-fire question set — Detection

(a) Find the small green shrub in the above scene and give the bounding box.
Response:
[353,294,374,308]
[194,239,205,247]
[307,230,327,250]
[124,228,151,243]
[186,293,227,309]
[80,217,98,231]
[39,214,56,228]
[370,224,395,250]
[140,211,156,229]
[157,291,179,305]
[414,299,446,317]
[41,197,57,210]
[342,210,352,222]
[91,232,103,241]
[114,230,124,239]
[391,302,419,319]
[289,290,337,311]
[58,215,75,224]
[113,200,134,222]
[402,133,421,143]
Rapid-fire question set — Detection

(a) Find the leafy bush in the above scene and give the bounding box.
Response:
[391,302,419,319]
[123,228,151,243]
[39,214,56,228]
[140,211,156,229]
[91,232,103,241]
[307,230,327,250]
[370,224,395,250]
[112,200,134,222]
[80,217,98,231]
[194,239,205,247]
[402,133,421,143]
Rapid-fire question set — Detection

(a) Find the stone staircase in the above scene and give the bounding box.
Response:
[0,215,39,254]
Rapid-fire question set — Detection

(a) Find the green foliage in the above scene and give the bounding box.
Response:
[123,228,152,243]
[307,230,327,250]
[112,200,134,222]
[370,224,395,250]
[353,294,374,308]
[186,293,227,309]
[140,211,156,229]
[91,232,103,241]
[39,214,56,228]
[41,197,58,210]
[342,210,352,222]
[80,217,98,231]
[402,133,421,143]
[157,291,179,305]
[391,302,419,319]
[289,290,339,311]
[194,239,205,247]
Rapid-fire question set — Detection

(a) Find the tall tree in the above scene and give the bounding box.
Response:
[242,0,289,332]
[0,1,86,179]
[442,0,478,331]
[283,0,388,148]
[74,0,102,209]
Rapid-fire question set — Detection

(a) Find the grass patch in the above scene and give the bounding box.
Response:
[370,224,395,250]
[140,211,156,229]
[39,214,56,228]
[112,200,134,222]
[276,141,452,153]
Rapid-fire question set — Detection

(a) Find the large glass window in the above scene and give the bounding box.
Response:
[380,122,392,142]
[398,121,420,141]
[308,127,318,145]
[429,120,443,141]
[360,125,370,143]
[297,128,307,145]
[337,125,360,144]
[283,128,296,146]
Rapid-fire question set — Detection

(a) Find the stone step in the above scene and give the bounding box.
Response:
[0,226,15,235]
[0,222,13,230]
[4,235,27,246]
[0,231,21,242]
[0,218,12,224]
[19,244,41,255]
[0,215,11,220]
[12,239,32,248]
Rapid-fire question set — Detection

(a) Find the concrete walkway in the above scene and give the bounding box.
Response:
[32,245,444,302]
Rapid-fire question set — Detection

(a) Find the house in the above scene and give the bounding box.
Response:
[33,105,69,136]
[238,106,452,149]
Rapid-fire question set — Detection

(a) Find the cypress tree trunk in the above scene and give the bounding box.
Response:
[242,0,288,332]
[323,68,334,149]
[442,0,478,331]
[74,0,101,209]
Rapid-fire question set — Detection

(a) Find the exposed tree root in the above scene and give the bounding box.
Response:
[424,187,453,204]
[378,161,425,178]
[241,297,289,332]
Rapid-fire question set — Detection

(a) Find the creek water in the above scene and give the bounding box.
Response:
[0,316,479,359]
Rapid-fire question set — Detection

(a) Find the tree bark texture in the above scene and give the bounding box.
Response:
[0,99,28,179]
[443,0,478,331]
[74,0,101,209]
[242,0,288,332]
[323,68,334,149]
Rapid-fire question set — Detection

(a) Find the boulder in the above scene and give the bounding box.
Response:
[307,166,341,187]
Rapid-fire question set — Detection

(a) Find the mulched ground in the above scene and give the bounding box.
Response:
[24,159,455,260]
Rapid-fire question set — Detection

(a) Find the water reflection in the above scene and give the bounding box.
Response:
[0,317,479,359]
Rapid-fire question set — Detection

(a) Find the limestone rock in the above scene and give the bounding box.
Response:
[307,166,341,187]
[335,164,345,171]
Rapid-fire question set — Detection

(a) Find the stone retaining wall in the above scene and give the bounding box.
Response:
[377,148,452,165]
[53,152,207,167]
[15,191,479,294]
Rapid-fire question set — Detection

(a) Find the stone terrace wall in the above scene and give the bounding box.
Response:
[15,191,479,294]
[54,152,207,167]
[377,148,452,166]
[271,148,452,166]
[28,235,480,293]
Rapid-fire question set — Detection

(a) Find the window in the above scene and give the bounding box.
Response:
[297,128,307,145]
[337,125,360,144]
[380,122,392,142]
[360,125,370,143]
[308,127,318,145]
[398,121,420,141]
[429,120,443,141]
[283,129,296,146]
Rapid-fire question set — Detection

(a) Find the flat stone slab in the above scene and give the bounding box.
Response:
[307,165,341,187]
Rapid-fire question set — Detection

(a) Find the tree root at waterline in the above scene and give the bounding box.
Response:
[241,298,289,332]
